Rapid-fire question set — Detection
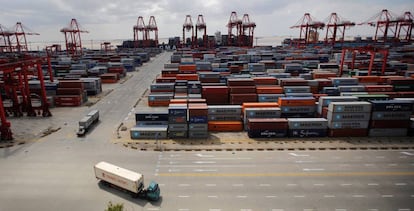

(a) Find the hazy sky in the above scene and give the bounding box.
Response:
[1,0,413,44]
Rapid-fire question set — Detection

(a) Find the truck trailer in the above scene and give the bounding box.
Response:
[94,161,160,201]
[77,110,99,136]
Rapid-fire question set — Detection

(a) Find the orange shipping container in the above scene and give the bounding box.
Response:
[208,121,243,132]
[176,74,199,81]
[256,86,283,94]
[179,64,196,71]
[352,76,381,84]
[278,97,315,106]
[242,102,279,113]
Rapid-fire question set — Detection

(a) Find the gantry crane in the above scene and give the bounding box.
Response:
[0,22,39,53]
[324,13,355,46]
[359,9,399,42]
[133,16,147,48]
[146,16,159,47]
[227,11,242,46]
[195,15,207,48]
[60,18,88,56]
[183,15,194,48]
[396,11,413,42]
[241,14,256,47]
[291,13,325,47]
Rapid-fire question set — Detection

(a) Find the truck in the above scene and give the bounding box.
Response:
[77,110,99,136]
[94,161,160,201]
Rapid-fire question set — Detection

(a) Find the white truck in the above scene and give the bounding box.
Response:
[77,110,99,136]
[94,161,160,201]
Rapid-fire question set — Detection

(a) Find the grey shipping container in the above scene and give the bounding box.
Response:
[368,128,408,137]
[328,102,372,113]
[288,118,328,129]
[328,121,369,129]
[327,112,371,122]
[130,125,168,139]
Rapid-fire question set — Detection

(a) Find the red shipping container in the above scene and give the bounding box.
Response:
[227,78,255,86]
[248,118,288,130]
[256,85,283,94]
[253,77,278,85]
[328,129,368,137]
[208,121,243,132]
[370,120,411,128]
[364,85,393,92]
[229,86,257,94]
[230,93,257,105]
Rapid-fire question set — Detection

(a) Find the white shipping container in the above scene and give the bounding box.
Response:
[94,162,144,194]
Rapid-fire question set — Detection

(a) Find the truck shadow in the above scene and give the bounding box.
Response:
[97,181,163,207]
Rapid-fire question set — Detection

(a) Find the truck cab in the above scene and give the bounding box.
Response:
[145,181,160,201]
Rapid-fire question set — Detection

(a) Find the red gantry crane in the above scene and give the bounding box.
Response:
[183,15,194,48]
[146,16,159,47]
[227,11,242,46]
[60,18,88,56]
[359,9,399,42]
[0,22,39,53]
[324,13,355,46]
[133,16,147,47]
[291,13,325,47]
[195,14,207,48]
[0,24,13,52]
[396,11,414,42]
[241,14,256,47]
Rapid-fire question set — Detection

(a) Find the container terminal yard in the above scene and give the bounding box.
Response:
[1,7,414,211]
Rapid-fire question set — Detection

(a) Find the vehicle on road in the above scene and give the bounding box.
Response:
[94,161,160,201]
[77,110,99,136]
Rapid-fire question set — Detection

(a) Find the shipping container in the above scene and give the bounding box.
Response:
[130,125,168,139]
[327,101,372,113]
[368,128,408,137]
[208,121,243,132]
[288,129,327,137]
[288,118,327,129]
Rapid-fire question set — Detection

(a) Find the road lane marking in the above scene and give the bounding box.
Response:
[314,183,325,186]
[206,184,216,187]
[193,169,217,172]
[335,209,347,211]
[352,195,365,198]
[260,184,271,187]
[289,153,309,157]
[382,195,394,198]
[193,161,216,164]
[376,156,385,159]
[388,163,398,166]
[271,209,284,211]
[178,209,190,211]
[208,195,218,198]
[411,195,414,197]
[240,209,252,211]
[266,195,277,198]
[196,153,214,158]
[364,164,375,167]
[401,152,414,156]
[295,160,313,163]
[368,183,379,186]
[158,165,256,168]
[209,209,221,211]
[158,172,414,177]
[287,183,298,186]
[178,184,190,187]
[303,168,325,171]
[395,183,407,186]
[398,209,411,211]
[368,209,379,211]
[233,184,244,187]
[147,208,160,211]
[237,195,247,198]
[294,195,305,198]
[324,195,335,198]
[341,184,352,186]
[178,195,190,198]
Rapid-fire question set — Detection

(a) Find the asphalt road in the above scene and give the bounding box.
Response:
[0,51,414,211]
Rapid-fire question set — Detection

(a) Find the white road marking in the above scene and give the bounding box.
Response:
[159,165,256,168]
[295,160,313,163]
[314,183,325,186]
[169,161,180,164]
[304,209,316,211]
[382,195,394,198]
[341,184,352,186]
[303,168,325,171]
[260,184,271,187]
[388,163,398,166]
[168,169,181,172]
[209,209,221,211]
[289,153,309,157]
[158,184,165,187]
[266,195,278,198]
[240,209,253,211]
[193,161,216,164]
[206,184,217,187]
[294,195,305,198]
[178,195,190,198]
[233,184,244,187]
[324,195,335,198]
[196,153,214,158]
[352,195,365,198]
[364,164,375,167]
[376,156,385,159]
[271,209,284,211]
[368,183,379,186]
[237,195,247,198]
[287,183,298,186]
[411,195,414,197]
[398,209,411,211]
[335,209,347,211]
[193,169,217,172]
[368,209,379,211]
[178,209,189,211]
[147,208,160,211]
[208,195,218,198]
[395,183,407,186]
[401,152,414,156]
[178,184,190,187]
